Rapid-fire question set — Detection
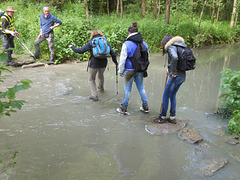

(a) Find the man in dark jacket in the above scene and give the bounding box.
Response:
[0,6,20,66]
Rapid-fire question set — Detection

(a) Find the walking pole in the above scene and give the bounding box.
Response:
[15,35,36,60]
[116,65,118,94]
[160,69,168,112]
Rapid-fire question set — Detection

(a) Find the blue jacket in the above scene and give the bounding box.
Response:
[40,13,62,34]
[124,33,148,71]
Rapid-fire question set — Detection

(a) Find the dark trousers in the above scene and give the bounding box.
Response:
[1,34,15,61]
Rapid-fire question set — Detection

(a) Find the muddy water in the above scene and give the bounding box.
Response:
[0,43,240,180]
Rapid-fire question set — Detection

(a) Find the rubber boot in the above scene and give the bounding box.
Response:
[33,51,40,59]
[47,56,54,65]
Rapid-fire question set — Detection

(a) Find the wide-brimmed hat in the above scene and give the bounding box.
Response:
[6,6,17,12]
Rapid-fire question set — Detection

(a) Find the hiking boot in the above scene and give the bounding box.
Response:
[89,96,99,101]
[152,116,167,123]
[47,57,54,65]
[140,104,149,113]
[116,104,128,115]
[6,60,15,66]
[167,116,177,124]
[30,55,37,60]
[98,86,104,92]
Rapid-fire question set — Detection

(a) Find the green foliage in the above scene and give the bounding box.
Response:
[218,68,240,135]
[0,0,239,62]
[0,41,32,117]
[0,66,32,116]
[0,145,19,174]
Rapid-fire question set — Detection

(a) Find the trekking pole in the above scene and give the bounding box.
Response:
[116,65,118,94]
[160,69,168,112]
[15,35,36,60]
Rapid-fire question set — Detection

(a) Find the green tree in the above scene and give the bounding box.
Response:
[219,68,240,135]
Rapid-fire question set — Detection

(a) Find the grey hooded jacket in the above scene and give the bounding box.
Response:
[164,36,187,76]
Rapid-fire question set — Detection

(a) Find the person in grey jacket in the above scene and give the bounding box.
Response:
[153,35,186,124]
[69,29,117,101]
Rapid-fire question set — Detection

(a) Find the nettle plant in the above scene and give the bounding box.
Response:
[0,53,32,116]
[219,67,240,135]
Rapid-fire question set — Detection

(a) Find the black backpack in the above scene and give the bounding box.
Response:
[175,45,196,71]
[129,42,149,72]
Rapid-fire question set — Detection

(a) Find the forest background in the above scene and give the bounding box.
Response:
[0,0,239,63]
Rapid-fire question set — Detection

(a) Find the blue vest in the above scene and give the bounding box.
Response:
[124,40,148,71]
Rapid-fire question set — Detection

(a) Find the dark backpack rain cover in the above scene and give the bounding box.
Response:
[130,42,149,72]
[176,45,196,71]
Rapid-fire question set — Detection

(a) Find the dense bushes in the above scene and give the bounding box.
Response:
[0,1,239,63]
[218,68,240,135]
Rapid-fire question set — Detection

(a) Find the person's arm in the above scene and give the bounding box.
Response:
[109,46,118,66]
[118,43,128,76]
[39,15,43,38]
[69,41,91,54]
[168,45,178,76]
[50,16,62,30]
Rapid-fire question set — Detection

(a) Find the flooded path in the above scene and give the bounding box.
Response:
[0,43,240,179]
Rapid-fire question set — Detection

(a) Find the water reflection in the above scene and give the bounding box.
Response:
[0,43,240,179]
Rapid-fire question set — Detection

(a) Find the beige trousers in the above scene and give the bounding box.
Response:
[88,67,106,97]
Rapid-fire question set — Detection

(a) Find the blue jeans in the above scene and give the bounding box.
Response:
[122,71,148,108]
[160,76,186,117]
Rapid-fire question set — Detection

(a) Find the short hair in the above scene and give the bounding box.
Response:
[161,34,173,55]
[128,21,138,33]
[43,6,49,11]
[90,29,103,40]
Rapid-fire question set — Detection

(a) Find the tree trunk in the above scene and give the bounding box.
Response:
[107,0,109,15]
[191,0,194,21]
[216,0,222,21]
[199,0,207,27]
[141,0,146,18]
[230,0,237,27]
[153,0,157,19]
[234,12,238,26]
[165,0,171,24]
[120,0,123,19]
[116,0,119,14]
[157,0,161,20]
[212,0,216,21]
[84,0,90,28]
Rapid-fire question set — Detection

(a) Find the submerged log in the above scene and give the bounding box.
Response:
[22,63,45,69]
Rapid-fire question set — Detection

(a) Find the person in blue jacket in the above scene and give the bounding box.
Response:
[69,29,118,101]
[33,6,62,64]
[117,21,149,115]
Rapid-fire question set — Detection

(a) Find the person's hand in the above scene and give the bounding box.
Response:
[50,26,55,30]
[38,34,42,39]
[10,31,15,36]
[120,73,123,77]
[15,31,20,36]
[69,45,72,48]
[172,74,177,78]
